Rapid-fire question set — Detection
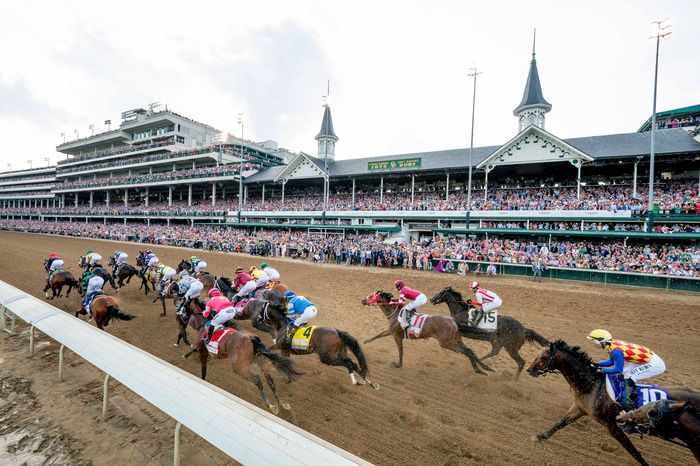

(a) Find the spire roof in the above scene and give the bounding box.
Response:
[315,105,338,141]
[513,52,551,116]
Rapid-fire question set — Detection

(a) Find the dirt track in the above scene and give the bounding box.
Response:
[0,231,698,466]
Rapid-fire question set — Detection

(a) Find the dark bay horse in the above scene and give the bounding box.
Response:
[183,299,301,414]
[431,287,549,378]
[78,257,116,292]
[135,251,154,294]
[43,261,79,299]
[212,273,289,299]
[107,257,147,291]
[262,302,379,389]
[75,295,134,331]
[361,291,492,375]
[152,279,179,317]
[617,400,700,463]
[527,340,700,465]
[176,259,216,292]
[232,290,289,341]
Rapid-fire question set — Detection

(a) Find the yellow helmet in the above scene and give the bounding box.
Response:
[249,266,257,273]
[587,329,612,343]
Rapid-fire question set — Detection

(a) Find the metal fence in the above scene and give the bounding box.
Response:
[436,259,700,292]
[0,280,371,466]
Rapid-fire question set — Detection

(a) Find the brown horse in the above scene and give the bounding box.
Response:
[214,276,288,301]
[617,400,700,463]
[182,299,301,414]
[527,340,700,465]
[43,269,80,300]
[75,295,134,331]
[361,291,492,375]
[261,302,379,389]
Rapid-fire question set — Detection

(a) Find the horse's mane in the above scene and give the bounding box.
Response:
[218,276,232,287]
[552,339,595,366]
[444,287,464,300]
[265,301,287,322]
[377,290,393,300]
[552,339,599,393]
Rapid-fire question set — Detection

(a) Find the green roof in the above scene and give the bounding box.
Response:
[638,104,700,131]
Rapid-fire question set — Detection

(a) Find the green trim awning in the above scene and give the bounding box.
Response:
[433,228,700,241]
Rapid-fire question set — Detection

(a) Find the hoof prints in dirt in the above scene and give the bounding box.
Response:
[0,372,90,465]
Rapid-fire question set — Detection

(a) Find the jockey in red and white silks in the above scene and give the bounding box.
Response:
[394,280,427,329]
[469,281,501,329]
[203,288,236,343]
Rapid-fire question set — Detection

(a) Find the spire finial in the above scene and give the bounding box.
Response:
[532,28,537,59]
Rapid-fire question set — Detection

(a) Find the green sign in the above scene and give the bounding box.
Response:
[367,157,422,172]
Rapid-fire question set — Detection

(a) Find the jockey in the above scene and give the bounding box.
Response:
[113,251,128,276]
[468,281,502,327]
[587,329,667,411]
[394,280,427,330]
[86,250,102,268]
[249,266,270,290]
[156,263,177,292]
[189,256,207,276]
[147,252,159,270]
[203,288,236,344]
[45,253,64,278]
[176,270,204,315]
[260,262,280,281]
[283,290,317,340]
[82,274,105,314]
[232,267,256,305]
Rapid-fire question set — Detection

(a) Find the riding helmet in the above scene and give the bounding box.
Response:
[284,290,295,298]
[469,281,480,290]
[587,329,613,344]
[208,288,221,298]
[260,262,268,269]
[394,279,405,289]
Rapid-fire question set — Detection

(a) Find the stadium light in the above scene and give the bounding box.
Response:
[27,159,33,169]
[466,65,482,229]
[60,132,66,143]
[237,113,245,217]
[647,18,672,229]
[74,129,79,140]
[89,124,95,136]
[44,157,50,166]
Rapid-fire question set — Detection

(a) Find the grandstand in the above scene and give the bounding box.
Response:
[1,51,699,282]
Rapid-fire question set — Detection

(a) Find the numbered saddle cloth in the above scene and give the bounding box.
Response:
[205,327,237,354]
[291,325,316,351]
[605,374,670,409]
[468,309,498,330]
[252,289,266,301]
[234,297,251,313]
[405,314,428,339]
[83,290,105,314]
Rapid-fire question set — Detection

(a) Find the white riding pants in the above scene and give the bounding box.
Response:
[49,260,64,272]
[89,254,102,266]
[195,262,207,274]
[624,354,666,382]
[481,297,502,313]
[87,276,105,294]
[255,276,270,288]
[293,306,317,326]
[184,281,204,300]
[236,281,257,298]
[211,306,237,328]
[148,257,159,268]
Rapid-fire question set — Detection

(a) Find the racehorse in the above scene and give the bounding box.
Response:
[152,279,179,317]
[361,291,493,375]
[527,340,700,466]
[107,257,147,292]
[78,257,116,292]
[431,287,550,378]
[210,273,290,299]
[75,294,134,331]
[617,400,700,463]
[182,299,301,414]
[135,251,154,294]
[232,289,289,341]
[261,300,379,389]
[43,261,80,299]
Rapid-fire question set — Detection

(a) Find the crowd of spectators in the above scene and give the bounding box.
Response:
[480,221,700,233]
[653,116,700,130]
[0,183,54,191]
[57,137,176,165]
[0,173,55,184]
[1,219,697,277]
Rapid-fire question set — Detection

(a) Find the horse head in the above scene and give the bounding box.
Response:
[78,256,86,268]
[107,257,116,266]
[261,289,283,306]
[528,340,600,392]
[616,400,687,435]
[177,259,190,272]
[430,286,456,305]
[361,290,394,306]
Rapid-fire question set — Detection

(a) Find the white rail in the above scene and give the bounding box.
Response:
[0,280,371,466]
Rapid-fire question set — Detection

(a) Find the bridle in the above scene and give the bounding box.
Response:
[530,345,560,377]
[619,400,690,448]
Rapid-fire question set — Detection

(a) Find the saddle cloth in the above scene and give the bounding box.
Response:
[405,314,428,339]
[291,325,316,351]
[205,327,237,354]
[253,289,267,301]
[605,374,670,408]
[83,290,105,315]
[234,297,252,313]
[468,309,498,330]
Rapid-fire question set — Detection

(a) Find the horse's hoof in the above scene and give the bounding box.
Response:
[173,343,179,347]
[393,363,402,368]
[189,344,195,349]
[356,377,366,386]
[530,434,543,442]
[370,382,380,390]
[272,338,277,345]
[269,404,279,415]
[281,402,291,410]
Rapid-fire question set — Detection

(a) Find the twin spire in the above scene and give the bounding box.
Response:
[514,29,551,130]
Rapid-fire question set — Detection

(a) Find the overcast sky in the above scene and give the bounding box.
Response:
[0,1,697,170]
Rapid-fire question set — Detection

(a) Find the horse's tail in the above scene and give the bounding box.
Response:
[338,330,368,378]
[250,335,302,382]
[107,305,134,321]
[524,328,549,346]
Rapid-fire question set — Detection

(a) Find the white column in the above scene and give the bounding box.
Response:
[89,191,94,208]
[632,160,639,198]
[445,172,450,201]
[106,191,110,207]
[168,186,173,206]
[188,184,192,206]
[282,180,286,204]
[145,187,149,207]
[484,170,489,202]
[577,164,582,200]
[212,183,216,206]
[411,175,415,204]
[124,188,128,207]
[75,193,78,208]
[262,184,265,205]
[351,178,356,207]
[61,194,65,208]
[244,185,248,205]
[380,176,384,203]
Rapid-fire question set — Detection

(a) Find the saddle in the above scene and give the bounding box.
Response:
[205,327,237,355]
[83,290,105,313]
[605,374,670,409]
[403,313,428,339]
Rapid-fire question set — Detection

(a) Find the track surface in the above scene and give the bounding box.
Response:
[0,231,698,465]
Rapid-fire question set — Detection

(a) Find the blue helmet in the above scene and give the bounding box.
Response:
[284,290,295,298]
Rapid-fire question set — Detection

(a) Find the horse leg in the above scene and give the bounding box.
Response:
[56,285,63,298]
[44,282,51,299]
[198,346,208,379]
[364,329,392,344]
[444,341,490,375]
[605,423,649,466]
[531,404,585,441]
[393,333,404,368]
[504,345,526,379]
[263,371,290,411]
[160,298,167,317]
[250,372,277,414]
[318,351,360,384]
[478,340,502,361]
[66,284,73,298]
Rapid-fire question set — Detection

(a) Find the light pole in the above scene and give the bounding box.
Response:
[74,129,79,140]
[60,132,66,143]
[237,113,245,220]
[44,157,50,167]
[89,124,95,136]
[27,160,33,169]
[647,19,671,231]
[466,66,481,230]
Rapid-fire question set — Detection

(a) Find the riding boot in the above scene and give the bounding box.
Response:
[624,379,638,411]
[204,323,216,344]
[286,325,298,345]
